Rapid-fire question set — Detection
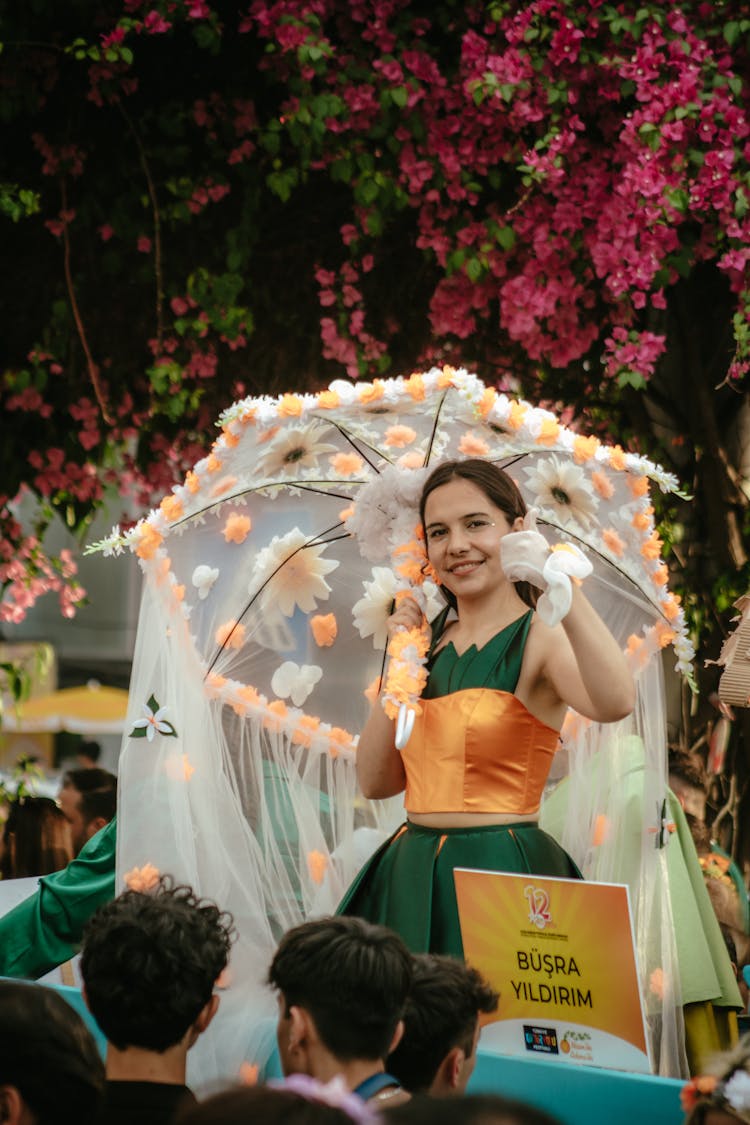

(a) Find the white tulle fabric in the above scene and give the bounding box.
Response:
[110,370,694,1086]
[539,564,688,1077]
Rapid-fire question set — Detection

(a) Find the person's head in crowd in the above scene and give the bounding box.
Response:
[0,979,104,1125]
[0,796,73,879]
[268,916,413,1094]
[58,767,117,855]
[383,1093,563,1125]
[81,875,233,1083]
[178,1077,377,1125]
[387,954,499,1096]
[76,740,102,768]
[682,1038,750,1123]
[668,749,707,820]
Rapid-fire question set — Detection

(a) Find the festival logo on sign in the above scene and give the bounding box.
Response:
[525,884,554,930]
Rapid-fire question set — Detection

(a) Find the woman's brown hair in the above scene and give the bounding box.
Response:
[1,796,73,879]
[419,459,539,611]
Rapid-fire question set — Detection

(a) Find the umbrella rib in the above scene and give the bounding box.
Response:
[169,480,366,529]
[313,416,388,472]
[424,390,449,465]
[203,518,348,679]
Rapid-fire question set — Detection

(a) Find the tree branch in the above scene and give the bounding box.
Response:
[117,102,165,346]
[61,179,112,425]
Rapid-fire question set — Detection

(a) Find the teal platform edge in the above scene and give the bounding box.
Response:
[469,1047,685,1125]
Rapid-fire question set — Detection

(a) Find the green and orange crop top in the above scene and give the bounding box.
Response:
[401,609,560,817]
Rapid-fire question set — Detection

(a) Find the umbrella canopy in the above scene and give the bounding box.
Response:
[94,367,693,1082]
[2,683,129,734]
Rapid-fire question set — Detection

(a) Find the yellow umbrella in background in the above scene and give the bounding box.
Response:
[2,680,129,735]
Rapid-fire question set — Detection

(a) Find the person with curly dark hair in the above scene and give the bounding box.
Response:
[268,916,413,1109]
[80,875,234,1125]
[387,954,498,1097]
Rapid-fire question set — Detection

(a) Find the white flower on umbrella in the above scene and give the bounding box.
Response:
[353,567,443,650]
[347,465,431,563]
[130,696,177,741]
[192,564,219,600]
[523,456,599,530]
[257,421,337,478]
[271,661,323,707]
[251,527,339,617]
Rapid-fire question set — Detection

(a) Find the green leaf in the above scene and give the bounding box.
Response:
[616,370,647,390]
[465,257,483,282]
[724,21,741,46]
[356,177,379,205]
[390,86,408,108]
[496,226,516,251]
[665,187,689,213]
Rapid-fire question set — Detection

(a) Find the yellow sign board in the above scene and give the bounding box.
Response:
[454,868,651,1073]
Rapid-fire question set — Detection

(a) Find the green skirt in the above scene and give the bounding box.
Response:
[337,820,581,957]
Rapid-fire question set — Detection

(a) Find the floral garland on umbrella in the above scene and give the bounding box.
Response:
[88,366,696,749]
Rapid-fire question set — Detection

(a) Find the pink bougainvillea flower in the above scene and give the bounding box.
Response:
[137,234,152,253]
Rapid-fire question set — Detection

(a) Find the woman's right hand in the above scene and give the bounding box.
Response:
[386,593,424,639]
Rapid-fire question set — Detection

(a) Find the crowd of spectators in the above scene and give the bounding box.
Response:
[5,865,750,1124]
[0,878,559,1125]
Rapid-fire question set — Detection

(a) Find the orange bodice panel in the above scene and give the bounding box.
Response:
[402,688,559,816]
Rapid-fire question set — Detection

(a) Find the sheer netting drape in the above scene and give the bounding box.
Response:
[117,571,402,1090]
[540,565,687,1077]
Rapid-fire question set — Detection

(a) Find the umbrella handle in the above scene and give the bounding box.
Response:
[395,704,415,750]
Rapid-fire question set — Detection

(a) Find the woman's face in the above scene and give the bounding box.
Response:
[423,478,521,600]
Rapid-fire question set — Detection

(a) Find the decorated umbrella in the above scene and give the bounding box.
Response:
[92,367,695,1082]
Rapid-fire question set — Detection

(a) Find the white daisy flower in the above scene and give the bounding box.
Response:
[271,661,323,707]
[251,527,339,617]
[257,421,338,478]
[353,567,401,649]
[328,379,359,406]
[523,456,599,529]
[192,565,219,600]
[352,568,442,650]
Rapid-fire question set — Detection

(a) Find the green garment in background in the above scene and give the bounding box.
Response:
[0,816,116,979]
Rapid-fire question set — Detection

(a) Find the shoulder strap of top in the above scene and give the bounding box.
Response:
[427,604,452,660]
